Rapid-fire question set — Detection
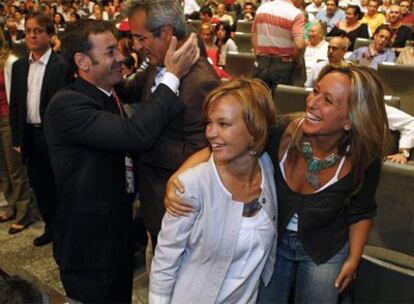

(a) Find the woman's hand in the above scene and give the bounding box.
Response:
[335,258,358,293]
[164,176,194,217]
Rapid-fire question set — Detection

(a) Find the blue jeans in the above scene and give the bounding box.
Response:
[258,230,349,304]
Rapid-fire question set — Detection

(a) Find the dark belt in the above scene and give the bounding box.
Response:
[257,55,294,63]
[26,123,43,129]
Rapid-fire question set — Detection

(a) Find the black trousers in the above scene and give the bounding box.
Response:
[254,55,295,93]
[24,125,58,230]
[60,256,134,303]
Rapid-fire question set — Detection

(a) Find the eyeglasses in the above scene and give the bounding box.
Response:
[131,26,162,44]
[25,28,46,35]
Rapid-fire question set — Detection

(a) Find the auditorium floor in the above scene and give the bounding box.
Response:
[0,220,149,303]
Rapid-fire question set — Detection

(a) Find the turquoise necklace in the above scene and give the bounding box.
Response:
[301,139,339,189]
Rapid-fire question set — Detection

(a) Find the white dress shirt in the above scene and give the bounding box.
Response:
[304,40,329,84]
[183,0,201,15]
[386,104,414,149]
[26,48,52,124]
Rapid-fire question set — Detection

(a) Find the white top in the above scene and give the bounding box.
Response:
[305,59,328,88]
[306,2,327,21]
[217,207,276,304]
[149,153,278,304]
[4,54,18,104]
[214,14,234,26]
[26,48,52,124]
[279,144,347,231]
[218,39,239,66]
[183,0,200,15]
[304,40,329,84]
[386,104,414,149]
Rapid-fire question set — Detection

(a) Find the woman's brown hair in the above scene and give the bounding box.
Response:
[290,64,390,188]
[203,78,277,155]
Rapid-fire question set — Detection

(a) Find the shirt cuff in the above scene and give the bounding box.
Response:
[398,137,414,150]
[148,292,171,304]
[160,72,180,95]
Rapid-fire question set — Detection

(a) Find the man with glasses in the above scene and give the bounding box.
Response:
[305,36,348,87]
[9,12,72,246]
[123,0,220,253]
[44,19,200,303]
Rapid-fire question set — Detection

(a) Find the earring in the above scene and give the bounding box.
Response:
[249,149,257,156]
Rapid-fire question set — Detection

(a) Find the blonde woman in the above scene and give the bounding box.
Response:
[0,28,33,234]
[150,79,278,303]
[165,65,390,303]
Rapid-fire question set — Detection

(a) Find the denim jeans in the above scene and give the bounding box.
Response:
[258,230,349,304]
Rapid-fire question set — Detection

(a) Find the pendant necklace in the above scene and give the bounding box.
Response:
[301,139,339,189]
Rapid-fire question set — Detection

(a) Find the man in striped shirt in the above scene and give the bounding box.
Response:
[252,0,305,92]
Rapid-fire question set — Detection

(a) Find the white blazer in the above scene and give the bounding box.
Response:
[149,153,278,304]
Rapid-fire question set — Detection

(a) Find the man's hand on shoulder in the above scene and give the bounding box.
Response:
[165,33,200,79]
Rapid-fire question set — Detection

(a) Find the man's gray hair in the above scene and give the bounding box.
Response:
[123,0,186,39]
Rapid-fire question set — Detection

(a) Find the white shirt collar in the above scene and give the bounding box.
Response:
[96,86,113,97]
[29,47,52,65]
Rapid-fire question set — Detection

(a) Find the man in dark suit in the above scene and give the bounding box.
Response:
[44,19,199,303]
[9,12,72,246]
[124,0,220,248]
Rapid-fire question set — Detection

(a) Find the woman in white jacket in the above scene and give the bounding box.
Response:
[149,79,278,304]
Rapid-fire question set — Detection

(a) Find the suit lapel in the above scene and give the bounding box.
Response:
[74,78,119,114]
[141,65,158,103]
[40,51,56,110]
[20,58,30,118]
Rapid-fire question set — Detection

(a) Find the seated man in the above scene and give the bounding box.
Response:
[349,24,396,69]
[386,4,413,53]
[400,0,414,30]
[238,2,256,21]
[304,22,328,84]
[316,0,345,32]
[361,0,386,36]
[213,3,234,26]
[199,6,220,25]
[306,0,326,22]
[305,36,347,88]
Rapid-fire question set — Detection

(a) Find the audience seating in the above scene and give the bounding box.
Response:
[377,63,414,116]
[236,21,252,33]
[223,52,255,78]
[234,32,253,53]
[353,161,414,302]
[353,38,372,51]
[273,85,311,114]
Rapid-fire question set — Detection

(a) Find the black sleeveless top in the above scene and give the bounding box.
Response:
[266,124,381,264]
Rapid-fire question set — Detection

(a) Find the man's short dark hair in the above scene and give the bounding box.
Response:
[61,19,116,73]
[25,12,54,35]
[327,0,340,7]
[200,6,213,17]
[0,276,43,303]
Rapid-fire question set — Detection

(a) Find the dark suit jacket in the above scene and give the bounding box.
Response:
[138,57,221,235]
[44,77,184,271]
[9,51,72,155]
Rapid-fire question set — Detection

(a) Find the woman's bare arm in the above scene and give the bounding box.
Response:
[335,219,372,292]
